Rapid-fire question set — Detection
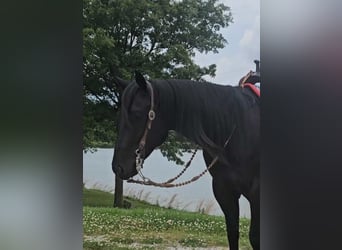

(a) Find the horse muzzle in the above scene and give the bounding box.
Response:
[113,162,138,180]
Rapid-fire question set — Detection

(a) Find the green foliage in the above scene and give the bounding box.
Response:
[83,0,233,161]
[159,131,195,164]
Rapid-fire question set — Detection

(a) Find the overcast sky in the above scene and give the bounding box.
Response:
[194,0,260,86]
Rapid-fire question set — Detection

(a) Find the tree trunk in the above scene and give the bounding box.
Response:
[113,175,123,207]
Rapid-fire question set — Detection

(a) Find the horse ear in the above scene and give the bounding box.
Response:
[135,71,147,90]
[113,76,130,93]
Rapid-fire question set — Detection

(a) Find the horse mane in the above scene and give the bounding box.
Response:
[151,79,254,157]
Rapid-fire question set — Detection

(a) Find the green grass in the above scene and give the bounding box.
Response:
[83,187,161,209]
[83,188,114,207]
[83,188,252,250]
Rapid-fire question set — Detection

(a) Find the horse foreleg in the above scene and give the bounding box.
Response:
[212,178,240,250]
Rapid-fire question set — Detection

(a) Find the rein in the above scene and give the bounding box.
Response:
[128,80,236,188]
[128,126,236,187]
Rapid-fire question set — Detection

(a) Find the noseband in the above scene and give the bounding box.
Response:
[135,80,155,172]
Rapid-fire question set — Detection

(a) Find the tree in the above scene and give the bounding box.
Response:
[83,0,233,207]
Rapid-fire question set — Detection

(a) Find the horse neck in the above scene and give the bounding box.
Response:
[159,80,237,149]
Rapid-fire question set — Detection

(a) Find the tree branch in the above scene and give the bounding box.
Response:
[146,39,156,57]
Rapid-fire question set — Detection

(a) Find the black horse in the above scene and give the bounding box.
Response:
[112,72,260,250]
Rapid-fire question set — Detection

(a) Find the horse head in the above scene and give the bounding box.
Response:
[112,72,169,180]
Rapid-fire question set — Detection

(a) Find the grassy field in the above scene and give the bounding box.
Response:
[83,188,252,250]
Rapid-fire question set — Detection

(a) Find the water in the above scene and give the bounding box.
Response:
[83,148,250,218]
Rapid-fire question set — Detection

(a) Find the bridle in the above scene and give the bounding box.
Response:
[129,80,236,188]
[134,80,155,173]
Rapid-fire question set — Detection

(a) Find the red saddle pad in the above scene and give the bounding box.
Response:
[243,83,260,97]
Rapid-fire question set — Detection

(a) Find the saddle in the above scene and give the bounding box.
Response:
[239,60,260,86]
[240,60,260,97]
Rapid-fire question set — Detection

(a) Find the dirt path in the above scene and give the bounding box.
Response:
[84,235,229,249]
